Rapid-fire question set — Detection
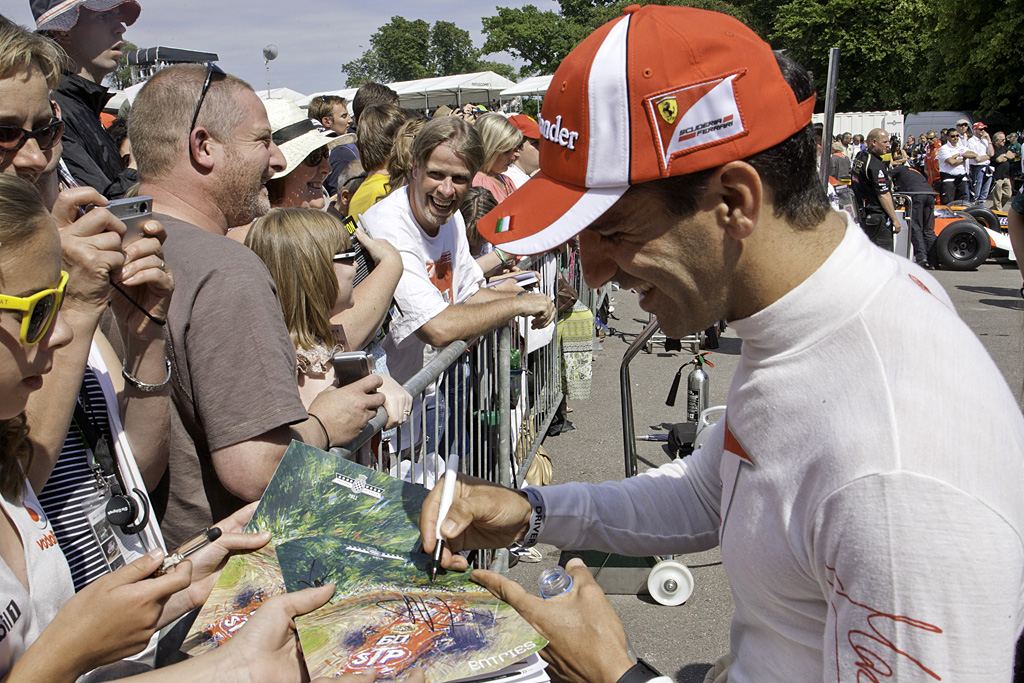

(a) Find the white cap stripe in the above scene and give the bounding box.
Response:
[498,187,626,255]
[585,15,632,188]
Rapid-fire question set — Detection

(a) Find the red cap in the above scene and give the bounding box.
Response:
[478,4,816,255]
[973,121,987,130]
[508,114,541,140]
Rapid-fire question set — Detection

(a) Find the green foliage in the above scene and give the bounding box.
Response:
[106,40,138,90]
[429,21,479,76]
[343,17,515,88]
[770,0,925,111]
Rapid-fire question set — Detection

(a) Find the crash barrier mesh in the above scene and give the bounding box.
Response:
[331,249,586,572]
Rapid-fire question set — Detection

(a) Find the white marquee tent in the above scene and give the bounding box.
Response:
[300,71,514,113]
[500,75,553,99]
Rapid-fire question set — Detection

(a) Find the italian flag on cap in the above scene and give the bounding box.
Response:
[495,216,512,233]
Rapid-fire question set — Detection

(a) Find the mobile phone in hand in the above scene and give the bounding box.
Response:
[331,350,376,387]
[107,196,153,250]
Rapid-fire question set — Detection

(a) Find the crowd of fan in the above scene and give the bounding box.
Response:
[827,123,1022,212]
[0,0,555,679]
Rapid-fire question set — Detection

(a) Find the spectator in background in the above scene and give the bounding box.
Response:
[828,141,851,183]
[889,134,907,166]
[841,131,854,159]
[937,126,971,203]
[34,0,137,196]
[264,98,333,211]
[851,128,901,250]
[991,131,1016,212]
[890,162,938,268]
[331,159,365,219]
[505,114,541,189]
[129,64,383,547]
[924,130,941,188]
[966,122,994,204]
[347,103,415,221]
[472,113,522,203]
[352,81,398,124]
[385,117,428,193]
[245,208,411,427]
[308,94,358,198]
[852,133,865,154]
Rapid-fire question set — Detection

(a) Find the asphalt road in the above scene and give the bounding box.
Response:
[506,253,1024,682]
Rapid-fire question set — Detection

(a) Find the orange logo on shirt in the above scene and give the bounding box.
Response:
[425,252,455,304]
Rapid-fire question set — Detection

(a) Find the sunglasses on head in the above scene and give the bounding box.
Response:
[333,247,357,264]
[189,62,227,135]
[304,146,330,167]
[0,271,68,345]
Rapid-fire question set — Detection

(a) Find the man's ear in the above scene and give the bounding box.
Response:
[188,127,217,171]
[712,161,761,241]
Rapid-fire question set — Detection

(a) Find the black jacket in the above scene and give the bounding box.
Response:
[53,73,123,195]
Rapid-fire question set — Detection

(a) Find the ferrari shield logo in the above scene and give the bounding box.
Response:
[657,97,678,125]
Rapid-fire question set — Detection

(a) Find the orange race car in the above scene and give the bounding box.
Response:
[932,203,1013,271]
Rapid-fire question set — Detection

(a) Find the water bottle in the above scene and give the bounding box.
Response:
[538,566,573,598]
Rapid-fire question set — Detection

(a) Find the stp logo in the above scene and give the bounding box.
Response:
[346,645,412,675]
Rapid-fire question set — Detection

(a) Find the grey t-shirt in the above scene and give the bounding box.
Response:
[151,214,307,547]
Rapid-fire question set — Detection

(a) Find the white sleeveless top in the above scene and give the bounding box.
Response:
[0,483,75,676]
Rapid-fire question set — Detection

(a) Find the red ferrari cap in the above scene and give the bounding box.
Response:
[508,114,540,140]
[478,4,816,255]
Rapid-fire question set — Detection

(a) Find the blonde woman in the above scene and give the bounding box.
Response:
[472,113,523,202]
[245,208,411,427]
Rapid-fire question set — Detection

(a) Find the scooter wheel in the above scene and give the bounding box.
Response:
[646,559,694,606]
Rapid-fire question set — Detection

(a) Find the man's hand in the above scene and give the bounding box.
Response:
[418,475,533,571]
[352,227,400,267]
[517,292,557,329]
[159,503,271,628]
[217,583,335,683]
[308,374,386,446]
[473,559,635,683]
[111,218,174,338]
[50,187,126,316]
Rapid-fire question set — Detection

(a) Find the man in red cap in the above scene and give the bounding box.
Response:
[32,0,140,195]
[505,114,540,189]
[419,5,1024,682]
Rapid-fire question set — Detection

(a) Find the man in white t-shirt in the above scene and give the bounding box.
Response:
[966,122,994,204]
[937,125,972,203]
[417,6,1024,683]
[362,116,556,388]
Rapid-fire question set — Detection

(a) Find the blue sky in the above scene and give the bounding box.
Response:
[2,0,561,95]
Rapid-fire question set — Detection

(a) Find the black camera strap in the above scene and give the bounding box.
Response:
[72,391,124,496]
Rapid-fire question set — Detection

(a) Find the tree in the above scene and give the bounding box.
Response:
[428,21,479,77]
[342,17,511,88]
[342,16,430,86]
[770,0,925,111]
[481,0,744,79]
[106,40,138,90]
[910,0,1024,115]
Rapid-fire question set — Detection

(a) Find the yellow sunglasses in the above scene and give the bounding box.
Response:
[0,270,68,345]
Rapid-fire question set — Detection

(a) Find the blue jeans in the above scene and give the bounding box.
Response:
[969,165,992,202]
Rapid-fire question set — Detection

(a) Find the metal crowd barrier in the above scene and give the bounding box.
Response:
[331,250,572,572]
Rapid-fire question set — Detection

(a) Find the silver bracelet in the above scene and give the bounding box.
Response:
[122,358,172,393]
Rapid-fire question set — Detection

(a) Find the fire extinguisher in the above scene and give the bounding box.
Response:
[666,352,714,423]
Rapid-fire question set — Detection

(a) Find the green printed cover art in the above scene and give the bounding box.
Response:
[277,536,547,682]
[183,441,429,655]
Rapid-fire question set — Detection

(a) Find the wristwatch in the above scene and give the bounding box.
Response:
[617,659,671,683]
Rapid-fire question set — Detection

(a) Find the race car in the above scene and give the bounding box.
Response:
[932,203,1013,271]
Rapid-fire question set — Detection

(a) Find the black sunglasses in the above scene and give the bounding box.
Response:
[0,117,64,154]
[189,62,226,134]
[304,146,330,167]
